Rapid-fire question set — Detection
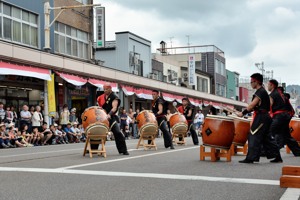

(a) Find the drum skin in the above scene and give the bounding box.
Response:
[169,113,188,128]
[81,106,109,129]
[202,115,234,149]
[290,119,300,141]
[230,116,251,146]
[136,110,157,129]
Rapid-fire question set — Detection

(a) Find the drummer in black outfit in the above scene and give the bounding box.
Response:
[177,97,199,145]
[151,90,174,149]
[94,83,129,155]
[236,73,282,163]
[268,80,300,157]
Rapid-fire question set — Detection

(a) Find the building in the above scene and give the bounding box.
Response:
[226,70,239,100]
[0,1,247,124]
[94,31,152,77]
[155,44,226,97]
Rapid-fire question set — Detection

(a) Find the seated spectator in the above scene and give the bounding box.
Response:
[32,127,41,146]
[52,124,65,144]
[70,122,81,143]
[64,122,76,143]
[15,128,33,147]
[0,123,10,148]
[40,122,53,145]
[20,124,33,144]
[77,124,86,141]
[57,124,68,144]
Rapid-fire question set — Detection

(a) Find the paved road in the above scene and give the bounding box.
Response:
[0,137,299,200]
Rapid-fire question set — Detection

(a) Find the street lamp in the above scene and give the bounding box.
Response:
[43,1,101,51]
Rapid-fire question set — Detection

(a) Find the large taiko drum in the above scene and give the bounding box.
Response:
[202,115,235,149]
[81,106,109,129]
[136,110,158,136]
[169,113,188,133]
[229,115,251,146]
[290,118,300,141]
[136,110,157,129]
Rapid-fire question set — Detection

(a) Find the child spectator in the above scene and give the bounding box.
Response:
[70,122,81,143]
[77,124,86,142]
[52,124,65,144]
[0,123,9,148]
[57,124,68,144]
[20,124,33,144]
[40,122,53,145]
[32,127,41,146]
[64,122,76,143]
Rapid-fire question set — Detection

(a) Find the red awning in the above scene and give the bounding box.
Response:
[162,92,176,102]
[0,61,51,80]
[88,78,118,92]
[135,88,153,100]
[120,85,135,96]
[56,72,87,86]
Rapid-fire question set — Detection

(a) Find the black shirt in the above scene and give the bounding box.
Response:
[269,89,286,112]
[102,92,121,115]
[183,105,194,121]
[253,87,270,112]
[152,97,165,116]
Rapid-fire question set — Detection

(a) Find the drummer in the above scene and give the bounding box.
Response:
[95,83,129,155]
[268,80,300,156]
[236,73,282,163]
[177,97,199,145]
[151,90,174,149]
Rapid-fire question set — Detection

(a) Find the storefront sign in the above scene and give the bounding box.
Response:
[95,7,105,48]
[188,55,196,85]
[47,74,56,117]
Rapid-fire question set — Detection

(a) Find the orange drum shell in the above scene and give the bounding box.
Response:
[81,106,109,129]
[233,119,250,146]
[202,117,234,149]
[136,110,157,129]
[169,113,188,128]
[290,119,300,141]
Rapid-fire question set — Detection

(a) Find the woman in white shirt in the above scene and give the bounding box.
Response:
[32,106,43,131]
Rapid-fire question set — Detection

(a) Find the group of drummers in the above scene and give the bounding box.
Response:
[89,72,300,163]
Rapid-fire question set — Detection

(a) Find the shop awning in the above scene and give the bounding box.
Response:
[56,72,87,86]
[135,88,153,100]
[88,78,118,92]
[162,92,176,102]
[0,61,51,80]
[121,85,135,96]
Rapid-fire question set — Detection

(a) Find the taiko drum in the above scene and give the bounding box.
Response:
[229,115,251,146]
[81,106,109,129]
[290,118,300,141]
[169,113,188,128]
[202,115,235,149]
[136,110,158,129]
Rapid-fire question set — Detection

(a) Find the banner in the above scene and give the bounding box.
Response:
[188,55,195,85]
[95,7,105,48]
[47,74,56,117]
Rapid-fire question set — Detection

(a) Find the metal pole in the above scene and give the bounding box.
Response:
[44,2,51,51]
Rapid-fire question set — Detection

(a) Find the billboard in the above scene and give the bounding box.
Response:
[95,7,105,48]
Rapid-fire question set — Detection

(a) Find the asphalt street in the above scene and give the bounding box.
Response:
[0,137,299,200]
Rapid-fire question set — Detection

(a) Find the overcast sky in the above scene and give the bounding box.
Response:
[95,0,300,85]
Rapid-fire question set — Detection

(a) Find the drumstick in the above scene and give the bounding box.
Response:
[172,101,179,113]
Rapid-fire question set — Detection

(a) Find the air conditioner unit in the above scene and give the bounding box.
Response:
[178,77,183,84]
[132,70,139,75]
[148,73,158,80]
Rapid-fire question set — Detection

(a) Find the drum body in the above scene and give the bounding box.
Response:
[136,110,158,130]
[290,118,300,141]
[202,115,234,149]
[229,115,251,146]
[169,113,188,133]
[81,106,109,129]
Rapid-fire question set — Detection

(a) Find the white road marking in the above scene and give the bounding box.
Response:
[280,188,300,200]
[0,167,279,186]
[58,146,199,170]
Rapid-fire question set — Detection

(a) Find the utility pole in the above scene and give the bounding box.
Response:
[255,62,265,77]
[186,35,190,54]
[43,1,101,51]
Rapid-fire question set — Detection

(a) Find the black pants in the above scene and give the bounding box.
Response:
[188,121,199,145]
[246,113,280,161]
[91,118,128,154]
[149,117,173,148]
[271,113,300,156]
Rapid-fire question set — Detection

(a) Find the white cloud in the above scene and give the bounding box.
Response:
[96,0,300,85]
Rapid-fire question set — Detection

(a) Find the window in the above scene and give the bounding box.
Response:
[0,3,39,48]
[54,22,89,59]
[197,77,208,93]
[216,83,226,97]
